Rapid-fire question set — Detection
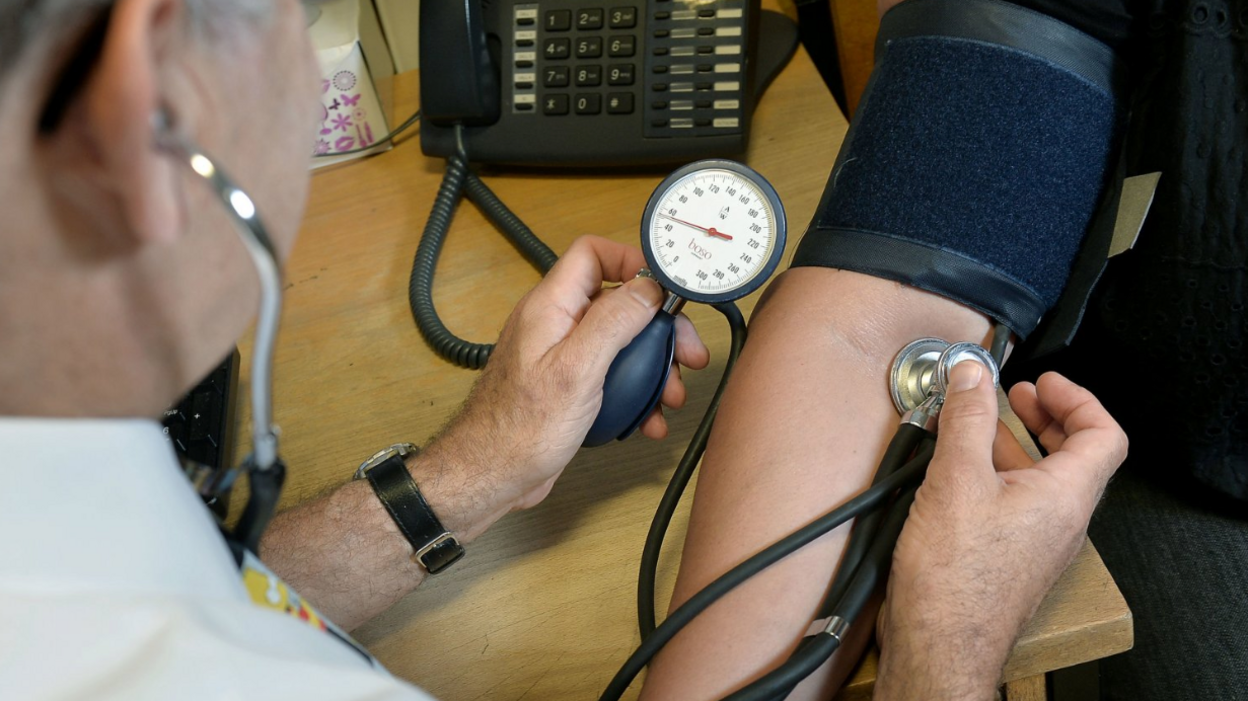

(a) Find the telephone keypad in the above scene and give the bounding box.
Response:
[508,0,746,140]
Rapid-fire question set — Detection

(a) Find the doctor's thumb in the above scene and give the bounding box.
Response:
[928,360,999,490]
[567,276,664,375]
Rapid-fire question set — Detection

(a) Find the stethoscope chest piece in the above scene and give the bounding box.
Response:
[890,338,1002,414]
[890,338,949,413]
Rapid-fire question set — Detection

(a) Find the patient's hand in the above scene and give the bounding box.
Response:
[875,364,1128,700]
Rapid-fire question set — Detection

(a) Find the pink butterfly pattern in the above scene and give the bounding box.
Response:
[312,64,378,157]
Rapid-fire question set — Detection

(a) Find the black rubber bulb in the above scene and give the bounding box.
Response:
[583,311,677,447]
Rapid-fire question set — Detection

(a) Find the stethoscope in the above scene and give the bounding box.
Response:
[156,122,287,556]
[162,126,1009,698]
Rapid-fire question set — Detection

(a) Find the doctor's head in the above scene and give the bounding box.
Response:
[0,0,321,418]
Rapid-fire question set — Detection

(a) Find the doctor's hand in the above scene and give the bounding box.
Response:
[874,364,1127,701]
[418,236,709,537]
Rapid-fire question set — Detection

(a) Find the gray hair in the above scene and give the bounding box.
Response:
[1,0,269,77]
[0,1,109,70]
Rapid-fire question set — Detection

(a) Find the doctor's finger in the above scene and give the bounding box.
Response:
[660,364,686,410]
[639,407,669,440]
[1008,381,1068,454]
[673,313,710,370]
[993,420,1036,472]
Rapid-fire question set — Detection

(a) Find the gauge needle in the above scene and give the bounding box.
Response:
[660,214,734,241]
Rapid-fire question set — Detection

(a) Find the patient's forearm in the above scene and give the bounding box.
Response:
[639,267,993,700]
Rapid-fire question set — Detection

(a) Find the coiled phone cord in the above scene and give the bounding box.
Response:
[409,149,559,369]
[638,301,748,640]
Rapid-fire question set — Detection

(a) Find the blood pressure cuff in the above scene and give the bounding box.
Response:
[791,0,1126,340]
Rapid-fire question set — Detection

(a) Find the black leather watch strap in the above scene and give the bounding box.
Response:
[363,455,464,574]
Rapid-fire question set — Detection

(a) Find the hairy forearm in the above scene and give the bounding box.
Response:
[259,434,511,631]
[640,267,994,700]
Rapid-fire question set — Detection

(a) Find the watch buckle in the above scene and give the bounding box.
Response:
[414,532,464,574]
[353,442,419,481]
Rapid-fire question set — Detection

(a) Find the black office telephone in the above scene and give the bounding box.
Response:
[419,0,798,166]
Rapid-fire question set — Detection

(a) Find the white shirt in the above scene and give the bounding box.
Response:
[0,418,436,701]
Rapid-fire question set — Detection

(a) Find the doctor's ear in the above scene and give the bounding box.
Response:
[41,0,190,245]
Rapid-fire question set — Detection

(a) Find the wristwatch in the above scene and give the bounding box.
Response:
[354,443,465,574]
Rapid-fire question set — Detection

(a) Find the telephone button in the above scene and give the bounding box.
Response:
[575,65,602,87]
[653,65,669,74]
[696,45,714,54]
[576,36,603,58]
[607,93,635,114]
[517,17,536,27]
[575,94,602,115]
[653,29,670,38]
[697,26,715,36]
[516,39,536,48]
[515,81,535,90]
[544,38,571,60]
[654,11,671,20]
[653,47,670,56]
[544,66,570,88]
[576,8,604,30]
[608,35,635,57]
[515,103,535,112]
[609,7,637,28]
[545,10,572,31]
[607,64,635,85]
[651,119,668,127]
[543,94,570,115]
[651,100,669,109]
[515,60,535,69]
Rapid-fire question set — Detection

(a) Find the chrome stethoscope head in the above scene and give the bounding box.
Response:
[155,116,286,553]
[891,338,1001,431]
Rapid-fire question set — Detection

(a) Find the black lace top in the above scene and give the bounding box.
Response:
[1042,0,1248,499]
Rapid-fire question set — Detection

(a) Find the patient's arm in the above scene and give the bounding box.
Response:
[640,267,994,700]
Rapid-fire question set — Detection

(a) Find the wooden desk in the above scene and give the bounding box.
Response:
[238,28,1131,701]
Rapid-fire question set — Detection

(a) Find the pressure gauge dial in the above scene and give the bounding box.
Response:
[641,160,787,304]
[583,160,786,447]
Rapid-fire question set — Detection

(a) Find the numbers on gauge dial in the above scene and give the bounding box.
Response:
[649,169,774,295]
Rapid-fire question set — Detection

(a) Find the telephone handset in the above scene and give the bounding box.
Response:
[419,1,797,166]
